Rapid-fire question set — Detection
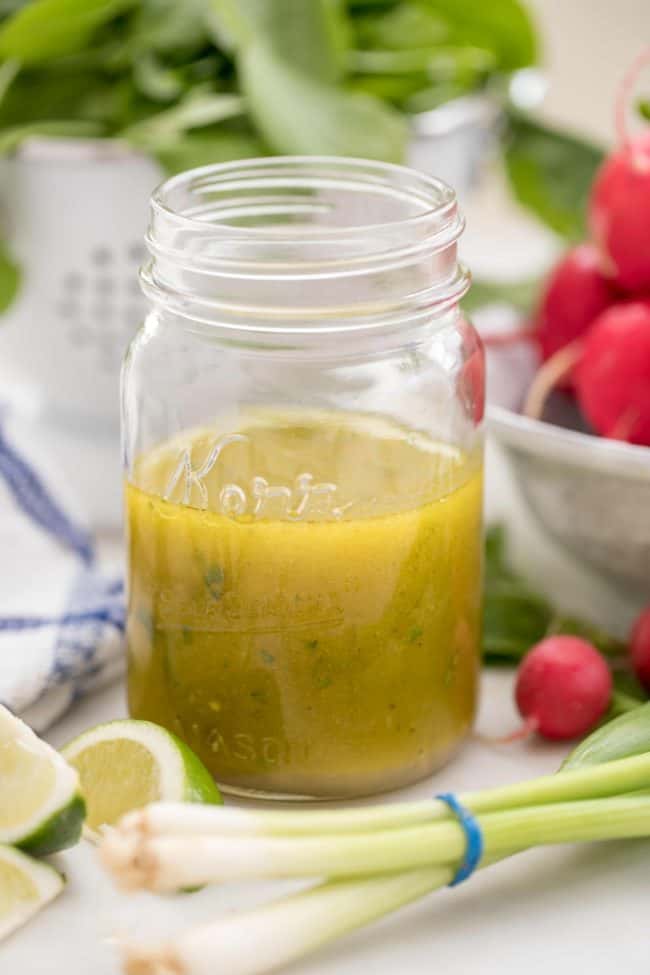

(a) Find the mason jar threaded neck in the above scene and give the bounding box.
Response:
[141,156,469,334]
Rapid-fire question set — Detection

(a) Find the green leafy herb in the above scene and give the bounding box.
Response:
[312,656,333,689]
[122,89,245,147]
[504,112,605,241]
[352,3,449,51]
[349,45,496,82]
[204,565,225,602]
[0,119,104,154]
[0,237,20,313]
[241,37,407,161]
[149,126,265,176]
[637,97,650,122]
[0,0,136,64]
[483,524,552,663]
[135,604,154,637]
[0,0,593,317]
[419,0,538,71]
[209,0,349,84]
[483,524,626,664]
[128,0,209,57]
[545,615,626,659]
[132,53,184,103]
[462,274,542,315]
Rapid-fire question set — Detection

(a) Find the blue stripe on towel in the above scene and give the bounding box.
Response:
[0,424,94,565]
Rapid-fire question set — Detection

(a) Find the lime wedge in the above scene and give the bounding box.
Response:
[61,719,221,835]
[0,705,84,856]
[0,844,64,941]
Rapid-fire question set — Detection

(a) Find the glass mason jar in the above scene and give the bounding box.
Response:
[122,157,484,800]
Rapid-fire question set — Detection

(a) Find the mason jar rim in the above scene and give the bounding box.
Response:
[143,155,469,335]
[150,155,461,241]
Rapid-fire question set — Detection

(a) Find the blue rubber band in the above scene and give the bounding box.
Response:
[436,792,483,886]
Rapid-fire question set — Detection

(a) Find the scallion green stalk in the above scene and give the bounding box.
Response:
[103,793,650,891]
[108,710,650,975]
[119,751,650,841]
[123,868,454,975]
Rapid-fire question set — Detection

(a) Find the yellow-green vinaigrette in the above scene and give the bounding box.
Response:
[126,413,483,798]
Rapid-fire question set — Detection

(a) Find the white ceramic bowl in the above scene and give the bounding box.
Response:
[488,357,650,596]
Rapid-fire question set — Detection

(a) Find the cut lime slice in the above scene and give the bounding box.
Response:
[0,705,84,856]
[0,844,64,941]
[61,719,221,836]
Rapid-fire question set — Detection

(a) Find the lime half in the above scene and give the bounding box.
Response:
[0,844,64,941]
[0,705,84,856]
[62,719,221,836]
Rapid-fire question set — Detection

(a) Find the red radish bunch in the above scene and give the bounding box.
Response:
[535,244,616,379]
[520,51,650,447]
[589,131,650,293]
[511,636,612,742]
[574,300,650,444]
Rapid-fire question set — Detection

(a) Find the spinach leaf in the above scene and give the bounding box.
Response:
[483,523,552,663]
[0,239,20,314]
[123,89,245,146]
[0,119,103,154]
[132,54,184,103]
[208,0,349,84]
[403,80,467,112]
[0,58,19,104]
[638,97,650,121]
[483,524,625,665]
[418,0,537,71]
[0,68,108,127]
[148,126,266,175]
[128,0,210,57]
[241,36,407,160]
[350,45,495,83]
[352,2,449,50]
[462,274,541,315]
[504,112,605,241]
[483,577,552,664]
[350,73,426,105]
[0,0,136,64]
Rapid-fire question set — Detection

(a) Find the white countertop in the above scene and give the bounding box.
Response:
[3,439,645,975]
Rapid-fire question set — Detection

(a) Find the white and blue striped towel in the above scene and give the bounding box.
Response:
[0,416,125,731]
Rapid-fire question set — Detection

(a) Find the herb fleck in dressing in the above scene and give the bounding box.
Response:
[126,412,483,798]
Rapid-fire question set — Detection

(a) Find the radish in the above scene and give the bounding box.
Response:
[512,636,612,741]
[630,606,650,692]
[589,132,650,292]
[525,300,650,445]
[588,49,650,293]
[534,245,616,380]
[574,300,650,445]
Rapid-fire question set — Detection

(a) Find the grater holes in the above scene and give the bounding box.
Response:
[126,276,142,298]
[127,241,146,264]
[57,244,145,375]
[93,276,116,296]
[63,271,84,292]
[56,299,81,320]
[91,245,113,267]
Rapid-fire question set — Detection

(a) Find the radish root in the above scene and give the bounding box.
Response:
[524,342,582,420]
